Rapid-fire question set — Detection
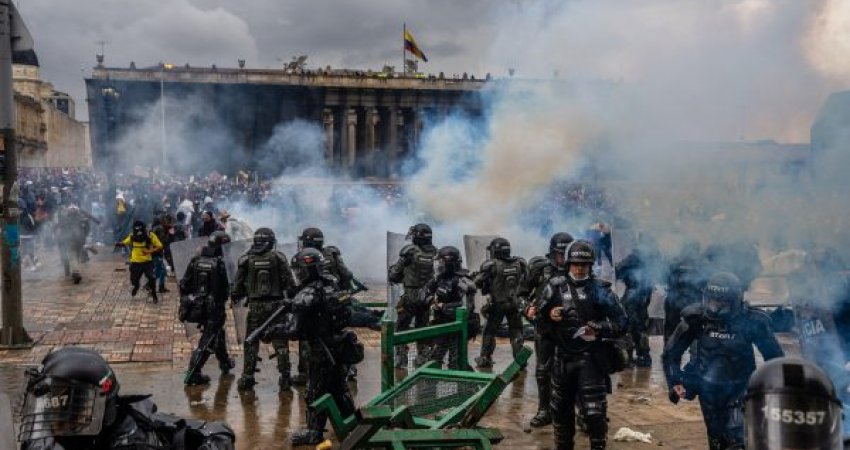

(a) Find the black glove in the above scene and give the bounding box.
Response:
[668,387,680,405]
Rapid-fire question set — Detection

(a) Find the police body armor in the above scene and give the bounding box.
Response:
[546,277,596,355]
[682,305,768,385]
[246,252,283,299]
[488,258,524,306]
[401,244,437,288]
[193,255,217,297]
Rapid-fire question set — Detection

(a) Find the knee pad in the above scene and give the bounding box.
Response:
[579,385,608,418]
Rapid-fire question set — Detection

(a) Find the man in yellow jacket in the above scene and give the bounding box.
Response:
[120,220,163,303]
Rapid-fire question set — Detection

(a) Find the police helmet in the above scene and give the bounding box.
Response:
[548,232,574,266]
[436,246,463,276]
[408,223,433,246]
[291,248,325,283]
[19,347,120,442]
[299,227,324,250]
[566,240,595,265]
[702,272,743,320]
[487,237,511,260]
[253,227,276,247]
[745,357,844,450]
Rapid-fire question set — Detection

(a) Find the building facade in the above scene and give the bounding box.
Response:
[86,65,488,178]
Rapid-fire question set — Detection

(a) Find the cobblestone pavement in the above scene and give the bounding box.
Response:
[0,252,384,365]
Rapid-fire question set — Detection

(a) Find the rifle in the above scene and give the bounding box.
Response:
[244,300,291,345]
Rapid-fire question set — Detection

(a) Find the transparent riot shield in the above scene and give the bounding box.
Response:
[233,301,249,343]
[386,231,408,322]
[222,239,253,284]
[463,235,497,318]
[171,237,208,280]
[0,393,13,450]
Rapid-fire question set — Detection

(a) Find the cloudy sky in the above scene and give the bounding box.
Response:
[15,0,850,142]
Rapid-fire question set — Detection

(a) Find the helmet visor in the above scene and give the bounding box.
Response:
[745,393,843,450]
[704,297,732,319]
[18,378,107,441]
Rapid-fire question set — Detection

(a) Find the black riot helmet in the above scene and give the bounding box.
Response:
[702,272,743,320]
[19,347,121,443]
[407,223,433,246]
[252,227,276,252]
[291,248,325,284]
[299,227,324,250]
[745,357,844,450]
[436,246,463,277]
[548,232,574,267]
[131,220,147,242]
[487,237,511,260]
[565,240,595,284]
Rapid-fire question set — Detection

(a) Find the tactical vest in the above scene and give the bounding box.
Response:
[490,258,523,304]
[247,252,283,299]
[321,247,342,281]
[403,245,436,288]
[193,256,217,296]
[696,317,755,384]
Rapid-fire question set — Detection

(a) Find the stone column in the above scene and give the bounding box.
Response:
[386,108,399,163]
[322,108,335,166]
[345,107,357,168]
[365,108,380,152]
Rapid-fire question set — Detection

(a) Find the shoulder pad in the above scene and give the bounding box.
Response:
[324,246,341,256]
[400,244,417,256]
[480,260,495,272]
[681,304,705,323]
[594,278,612,288]
[744,307,772,325]
[459,277,477,293]
[549,275,566,287]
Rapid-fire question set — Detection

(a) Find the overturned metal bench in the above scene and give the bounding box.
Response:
[313,346,532,450]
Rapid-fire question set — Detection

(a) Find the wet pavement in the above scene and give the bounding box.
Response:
[0,254,798,448]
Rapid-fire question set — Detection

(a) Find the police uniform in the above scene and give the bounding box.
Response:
[388,242,437,366]
[540,272,627,450]
[663,273,784,450]
[180,241,233,384]
[419,269,477,367]
[518,255,563,426]
[231,242,296,391]
[664,246,706,341]
[615,250,657,367]
[475,254,527,366]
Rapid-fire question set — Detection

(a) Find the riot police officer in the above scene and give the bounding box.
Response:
[474,237,527,368]
[180,230,235,385]
[616,236,662,367]
[745,357,845,450]
[231,227,297,392]
[263,248,358,446]
[664,241,706,342]
[297,227,357,382]
[664,272,784,450]
[299,227,353,289]
[419,246,478,367]
[388,223,437,367]
[19,347,235,450]
[518,231,573,428]
[540,240,628,450]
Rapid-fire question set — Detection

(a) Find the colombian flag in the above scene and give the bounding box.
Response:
[404,27,428,62]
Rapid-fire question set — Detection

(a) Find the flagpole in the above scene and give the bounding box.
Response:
[402,22,406,75]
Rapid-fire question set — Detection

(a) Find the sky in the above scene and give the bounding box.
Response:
[14,0,850,142]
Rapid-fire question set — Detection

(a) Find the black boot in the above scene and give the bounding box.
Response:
[219,358,235,375]
[185,372,210,385]
[290,429,323,445]
[530,409,553,427]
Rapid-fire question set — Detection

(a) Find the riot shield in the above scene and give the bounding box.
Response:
[171,237,208,281]
[386,231,408,322]
[233,301,249,343]
[463,235,497,319]
[184,321,202,340]
[0,393,13,450]
[222,239,253,284]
